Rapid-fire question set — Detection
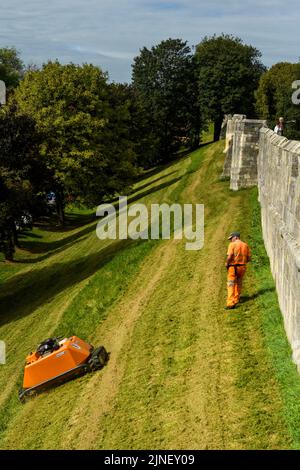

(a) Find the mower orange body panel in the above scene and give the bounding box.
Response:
[23,336,92,389]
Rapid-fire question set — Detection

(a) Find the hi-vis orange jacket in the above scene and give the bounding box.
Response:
[227,239,251,265]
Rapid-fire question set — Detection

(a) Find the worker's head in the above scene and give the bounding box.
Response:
[228,231,240,242]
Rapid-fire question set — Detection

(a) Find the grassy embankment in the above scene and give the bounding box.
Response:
[1,136,300,449]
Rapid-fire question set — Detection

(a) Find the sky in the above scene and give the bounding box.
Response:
[0,0,299,83]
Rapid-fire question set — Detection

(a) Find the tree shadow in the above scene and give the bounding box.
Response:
[0,238,136,328]
[127,175,183,205]
[18,231,43,240]
[15,235,89,264]
[131,171,178,194]
[33,211,96,233]
[7,168,187,269]
[19,221,96,255]
[105,175,185,208]
[199,140,215,149]
[131,147,196,187]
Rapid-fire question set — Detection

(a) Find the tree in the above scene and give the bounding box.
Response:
[72,82,138,206]
[0,47,24,91]
[132,38,201,165]
[0,106,42,261]
[195,34,266,141]
[110,83,157,169]
[256,62,300,140]
[14,61,137,222]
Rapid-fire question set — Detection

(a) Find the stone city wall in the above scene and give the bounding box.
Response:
[258,128,300,368]
[223,117,300,370]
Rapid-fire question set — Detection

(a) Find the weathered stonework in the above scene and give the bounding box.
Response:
[222,114,246,178]
[225,120,300,370]
[220,114,232,140]
[230,118,267,190]
[258,128,300,370]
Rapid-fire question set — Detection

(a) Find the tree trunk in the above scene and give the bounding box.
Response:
[214,115,223,142]
[13,223,20,248]
[56,190,65,226]
[5,231,15,262]
[192,120,201,149]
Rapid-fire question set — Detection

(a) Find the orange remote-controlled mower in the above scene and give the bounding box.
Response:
[19,336,108,402]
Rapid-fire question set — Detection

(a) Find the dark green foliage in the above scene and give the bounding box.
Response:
[195,34,266,141]
[256,62,300,140]
[132,38,201,165]
[14,61,137,215]
[0,47,24,92]
[0,106,42,260]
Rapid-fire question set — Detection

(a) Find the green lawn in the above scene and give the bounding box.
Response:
[1,139,300,449]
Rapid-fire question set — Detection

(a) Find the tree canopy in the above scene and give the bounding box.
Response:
[0,47,24,91]
[0,36,276,261]
[256,62,300,140]
[0,105,42,260]
[132,38,201,164]
[195,34,266,141]
[14,61,137,222]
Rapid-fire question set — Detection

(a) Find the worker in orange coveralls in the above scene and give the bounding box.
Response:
[225,232,251,310]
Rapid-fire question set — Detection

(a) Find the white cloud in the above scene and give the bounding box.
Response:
[0,0,299,82]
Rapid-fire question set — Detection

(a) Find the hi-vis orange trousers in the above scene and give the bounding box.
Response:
[227,265,246,307]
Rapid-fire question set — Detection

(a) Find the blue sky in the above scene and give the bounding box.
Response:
[0,0,299,82]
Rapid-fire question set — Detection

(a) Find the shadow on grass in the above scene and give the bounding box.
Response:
[17,174,183,262]
[34,212,96,233]
[126,175,184,205]
[131,145,200,188]
[199,140,215,148]
[133,157,186,184]
[19,221,96,256]
[0,238,136,327]
[5,173,185,269]
[19,231,43,240]
[15,236,89,264]
[132,171,178,194]
[239,287,276,304]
